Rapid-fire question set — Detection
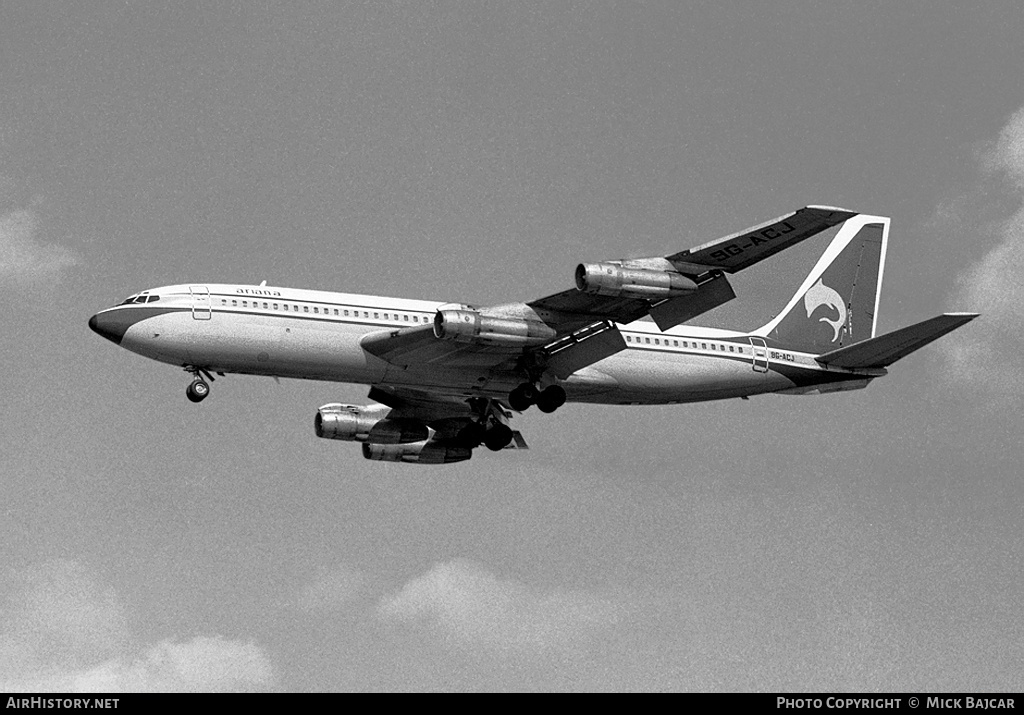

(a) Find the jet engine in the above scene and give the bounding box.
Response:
[575,263,697,299]
[433,309,556,347]
[362,441,472,465]
[315,403,428,444]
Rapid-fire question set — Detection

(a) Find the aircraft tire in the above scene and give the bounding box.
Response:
[536,385,566,414]
[484,424,513,451]
[457,422,486,447]
[508,383,536,411]
[186,379,210,403]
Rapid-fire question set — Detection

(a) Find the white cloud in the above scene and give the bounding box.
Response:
[4,637,275,694]
[376,560,622,652]
[940,106,1024,399]
[0,205,79,285]
[0,560,277,693]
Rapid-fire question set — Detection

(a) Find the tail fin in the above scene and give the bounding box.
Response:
[755,215,889,353]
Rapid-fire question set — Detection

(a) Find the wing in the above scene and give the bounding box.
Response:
[368,385,527,449]
[362,206,857,375]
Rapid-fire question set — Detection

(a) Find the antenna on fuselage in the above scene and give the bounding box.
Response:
[259,280,267,287]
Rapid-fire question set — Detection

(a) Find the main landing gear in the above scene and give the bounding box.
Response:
[184,366,215,403]
[508,383,566,413]
[456,398,516,451]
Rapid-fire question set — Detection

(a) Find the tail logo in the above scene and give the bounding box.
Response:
[804,279,846,343]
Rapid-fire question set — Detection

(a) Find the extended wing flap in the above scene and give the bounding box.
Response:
[815,313,978,368]
[670,206,856,273]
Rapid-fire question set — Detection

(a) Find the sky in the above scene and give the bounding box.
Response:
[1,0,1022,692]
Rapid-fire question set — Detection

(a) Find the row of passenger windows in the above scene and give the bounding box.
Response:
[213,298,742,352]
[219,298,428,323]
[625,334,746,354]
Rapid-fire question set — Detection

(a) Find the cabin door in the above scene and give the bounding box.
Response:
[749,337,769,373]
[189,286,212,320]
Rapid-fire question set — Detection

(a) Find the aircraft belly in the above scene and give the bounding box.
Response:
[582,349,791,404]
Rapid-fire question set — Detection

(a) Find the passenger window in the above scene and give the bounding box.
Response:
[304,306,309,313]
[334,309,339,316]
[729,345,734,353]
[701,343,707,350]
[221,299,227,306]
[344,309,349,316]
[263,302,268,309]
[711,344,715,350]
[645,337,651,344]
[232,300,237,307]
[364,311,369,318]
[403,314,409,321]
[673,340,678,347]
[374,312,379,319]
[413,316,419,322]
[293,305,299,312]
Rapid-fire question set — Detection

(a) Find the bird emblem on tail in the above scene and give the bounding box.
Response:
[804,278,847,343]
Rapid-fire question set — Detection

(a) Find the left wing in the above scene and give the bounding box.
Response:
[362,206,857,376]
[367,385,527,449]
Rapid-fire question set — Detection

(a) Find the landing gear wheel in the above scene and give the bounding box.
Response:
[536,385,566,414]
[186,379,210,403]
[483,424,514,451]
[457,422,487,447]
[508,383,537,411]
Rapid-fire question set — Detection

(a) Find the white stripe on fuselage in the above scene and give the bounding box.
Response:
[110,283,860,405]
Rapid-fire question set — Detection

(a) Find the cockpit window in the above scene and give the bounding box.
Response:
[119,294,160,305]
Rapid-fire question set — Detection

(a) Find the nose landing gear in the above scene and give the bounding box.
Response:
[183,366,215,403]
[186,379,210,403]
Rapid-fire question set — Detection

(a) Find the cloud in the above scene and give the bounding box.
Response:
[376,560,622,652]
[940,106,1024,399]
[0,204,79,286]
[4,637,275,693]
[0,559,277,693]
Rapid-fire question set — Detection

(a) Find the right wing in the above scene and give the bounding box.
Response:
[362,206,857,376]
[528,205,856,331]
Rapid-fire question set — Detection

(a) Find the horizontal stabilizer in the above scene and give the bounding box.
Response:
[815,313,979,368]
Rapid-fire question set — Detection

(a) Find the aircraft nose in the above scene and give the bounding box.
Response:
[89,311,128,345]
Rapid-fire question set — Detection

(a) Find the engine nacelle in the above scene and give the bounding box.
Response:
[575,263,697,299]
[315,404,428,444]
[362,441,472,465]
[433,309,556,347]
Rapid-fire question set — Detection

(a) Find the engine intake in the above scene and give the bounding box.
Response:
[575,263,697,299]
[433,309,556,347]
[362,441,472,465]
[315,404,428,444]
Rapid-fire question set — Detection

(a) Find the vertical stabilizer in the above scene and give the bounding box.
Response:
[755,215,889,353]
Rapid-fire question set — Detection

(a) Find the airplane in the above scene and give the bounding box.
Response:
[89,207,977,464]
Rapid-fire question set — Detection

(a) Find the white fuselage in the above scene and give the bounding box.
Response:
[102,283,867,404]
